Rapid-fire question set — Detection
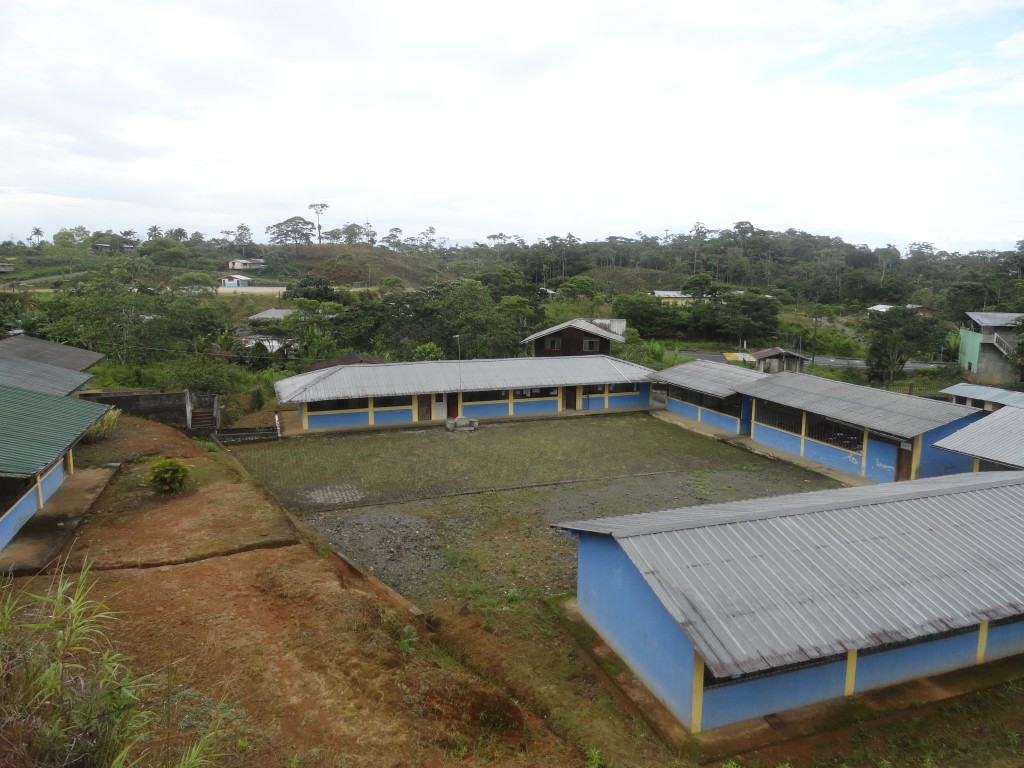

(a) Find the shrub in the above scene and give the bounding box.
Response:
[146,457,194,494]
[83,407,120,443]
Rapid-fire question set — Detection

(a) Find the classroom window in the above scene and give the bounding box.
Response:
[754,401,802,434]
[373,395,413,408]
[805,413,863,450]
[513,387,558,399]
[463,389,509,402]
[608,382,638,394]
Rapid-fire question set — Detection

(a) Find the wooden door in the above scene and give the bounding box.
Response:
[563,386,577,411]
[896,442,913,481]
[418,395,432,422]
[447,394,459,418]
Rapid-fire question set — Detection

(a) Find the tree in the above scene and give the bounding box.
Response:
[119,229,139,245]
[412,342,445,361]
[284,275,342,302]
[139,236,191,267]
[166,227,188,242]
[146,225,162,240]
[308,203,329,244]
[863,307,944,382]
[29,227,43,245]
[266,217,315,255]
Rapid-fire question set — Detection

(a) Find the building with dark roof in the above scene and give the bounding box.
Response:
[0,384,110,551]
[275,356,653,431]
[649,360,766,434]
[734,372,982,482]
[958,311,1023,385]
[752,346,809,374]
[555,471,1024,732]
[0,357,92,396]
[520,318,626,357]
[0,334,105,372]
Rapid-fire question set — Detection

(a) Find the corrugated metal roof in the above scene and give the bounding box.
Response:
[556,471,1024,677]
[966,311,1024,328]
[649,360,767,398]
[752,347,809,361]
[941,383,1024,409]
[275,355,654,403]
[520,318,626,345]
[0,384,111,477]
[248,308,293,320]
[0,358,92,396]
[734,372,978,438]
[0,335,105,372]
[933,408,1024,468]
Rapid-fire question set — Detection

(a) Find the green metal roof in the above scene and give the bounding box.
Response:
[0,384,111,477]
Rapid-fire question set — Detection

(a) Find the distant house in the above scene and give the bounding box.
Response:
[934,407,1024,470]
[867,303,934,317]
[941,383,1024,411]
[958,311,1023,385]
[228,258,266,271]
[732,372,983,482]
[0,384,111,551]
[308,352,388,372]
[651,290,698,305]
[274,356,653,432]
[650,360,766,434]
[752,346,810,374]
[555,471,1024,733]
[220,275,251,288]
[520,318,626,357]
[248,308,293,322]
[0,262,14,273]
[0,334,105,372]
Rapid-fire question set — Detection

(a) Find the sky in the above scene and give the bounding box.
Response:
[2,0,1023,254]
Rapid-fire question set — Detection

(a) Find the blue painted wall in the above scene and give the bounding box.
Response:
[917,415,986,478]
[803,439,862,476]
[607,384,650,409]
[740,397,753,435]
[855,631,977,692]
[40,463,64,504]
[307,410,370,429]
[986,620,1024,661]
[865,438,898,483]
[462,401,511,418]
[374,408,413,425]
[576,533,697,728]
[667,398,700,421]
[751,423,802,455]
[703,658,846,731]
[0,487,40,551]
[513,399,558,415]
[701,409,740,433]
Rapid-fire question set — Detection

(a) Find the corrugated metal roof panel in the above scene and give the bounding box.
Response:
[248,308,293,320]
[734,372,978,438]
[966,311,1024,328]
[0,383,111,477]
[0,357,92,396]
[557,471,1024,677]
[934,408,1024,468]
[940,383,1024,409]
[649,360,768,398]
[0,335,105,372]
[520,319,626,345]
[275,355,654,403]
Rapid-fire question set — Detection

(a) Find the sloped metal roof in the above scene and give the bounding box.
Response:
[751,346,809,361]
[941,383,1024,409]
[248,308,293,320]
[965,311,1024,328]
[275,355,654,403]
[933,408,1024,469]
[734,372,978,438]
[520,318,626,345]
[649,360,767,398]
[557,471,1024,677]
[0,335,105,372]
[0,384,111,477]
[0,357,92,396]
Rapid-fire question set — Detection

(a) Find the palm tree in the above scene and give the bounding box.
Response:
[29,227,43,245]
[147,225,163,240]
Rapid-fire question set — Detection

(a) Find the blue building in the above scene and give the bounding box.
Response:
[733,372,983,482]
[934,406,1024,471]
[274,356,654,432]
[650,360,766,435]
[556,472,1024,732]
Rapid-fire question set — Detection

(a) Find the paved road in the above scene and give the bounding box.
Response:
[675,350,942,370]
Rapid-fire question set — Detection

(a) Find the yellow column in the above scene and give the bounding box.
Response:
[911,436,922,479]
[368,398,375,426]
[844,649,858,696]
[800,411,807,456]
[64,449,75,476]
[860,430,869,476]
[691,653,705,734]
[977,621,989,664]
[34,478,44,509]
[973,458,981,473]
[750,399,757,439]
[301,404,309,431]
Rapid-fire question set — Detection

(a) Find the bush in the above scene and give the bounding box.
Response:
[83,407,120,443]
[146,457,194,494]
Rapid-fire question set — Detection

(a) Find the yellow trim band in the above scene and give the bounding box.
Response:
[691,652,704,734]
[844,649,857,696]
[977,621,989,664]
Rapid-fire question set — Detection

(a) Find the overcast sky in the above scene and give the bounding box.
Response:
[2,1,1022,254]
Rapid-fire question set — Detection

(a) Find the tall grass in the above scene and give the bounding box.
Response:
[0,565,220,767]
